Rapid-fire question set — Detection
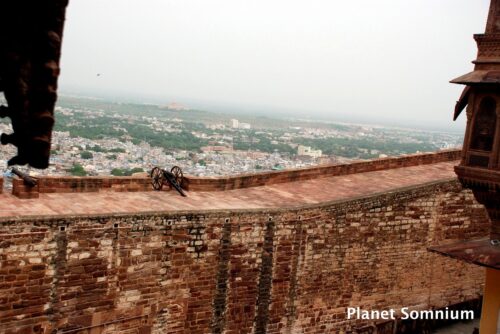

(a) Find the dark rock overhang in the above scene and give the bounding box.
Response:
[0,0,69,169]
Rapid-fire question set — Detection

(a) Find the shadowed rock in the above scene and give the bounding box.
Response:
[0,0,69,169]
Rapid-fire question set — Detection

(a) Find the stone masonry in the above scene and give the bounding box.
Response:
[0,180,489,333]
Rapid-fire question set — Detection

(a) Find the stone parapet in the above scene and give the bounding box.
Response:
[11,176,151,198]
[184,149,461,191]
[9,150,461,198]
[37,176,152,193]
[12,177,39,199]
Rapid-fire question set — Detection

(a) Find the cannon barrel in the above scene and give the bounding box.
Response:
[163,170,187,197]
[11,167,38,187]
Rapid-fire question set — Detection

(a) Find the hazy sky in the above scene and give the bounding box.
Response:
[59,0,491,131]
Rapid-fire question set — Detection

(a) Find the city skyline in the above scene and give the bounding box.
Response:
[59,0,490,132]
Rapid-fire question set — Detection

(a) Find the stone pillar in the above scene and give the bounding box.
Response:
[489,105,500,169]
[479,269,500,334]
[461,97,475,165]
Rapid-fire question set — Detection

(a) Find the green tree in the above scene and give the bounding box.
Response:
[108,148,126,153]
[110,167,144,176]
[88,145,104,152]
[111,168,125,176]
[128,167,144,175]
[68,163,87,176]
[80,151,93,159]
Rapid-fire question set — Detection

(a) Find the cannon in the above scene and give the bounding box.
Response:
[150,166,186,197]
[11,167,38,187]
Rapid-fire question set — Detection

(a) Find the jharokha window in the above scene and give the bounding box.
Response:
[470,97,497,152]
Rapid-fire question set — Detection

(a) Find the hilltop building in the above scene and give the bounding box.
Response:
[297,145,323,158]
[165,102,189,111]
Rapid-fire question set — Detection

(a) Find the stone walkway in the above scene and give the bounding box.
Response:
[0,161,457,218]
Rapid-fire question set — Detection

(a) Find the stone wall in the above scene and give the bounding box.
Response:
[12,178,40,199]
[0,180,489,333]
[11,150,461,198]
[12,176,152,199]
[183,149,461,191]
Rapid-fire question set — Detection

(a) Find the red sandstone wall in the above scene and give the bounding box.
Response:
[184,149,461,191]
[37,176,152,193]
[10,150,461,198]
[11,178,38,199]
[12,176,152,198]
[0,180,488,334]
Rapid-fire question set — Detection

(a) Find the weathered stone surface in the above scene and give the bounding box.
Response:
[0,180,489,333]
[5,160,457,217]
[184,150,461,192]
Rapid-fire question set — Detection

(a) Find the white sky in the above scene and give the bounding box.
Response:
[59,0,491,131]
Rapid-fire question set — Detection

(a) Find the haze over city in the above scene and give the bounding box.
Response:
[59,0,490,131]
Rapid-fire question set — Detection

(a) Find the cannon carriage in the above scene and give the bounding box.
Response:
[150,165,186,197]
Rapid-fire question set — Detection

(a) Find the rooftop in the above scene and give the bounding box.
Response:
[429,238,500,270]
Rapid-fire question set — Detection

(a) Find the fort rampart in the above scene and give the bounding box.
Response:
[11,149,461,198]
[0,178,489,333]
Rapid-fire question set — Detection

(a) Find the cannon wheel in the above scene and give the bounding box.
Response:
[170,166,184,188]
[151,167,164,191]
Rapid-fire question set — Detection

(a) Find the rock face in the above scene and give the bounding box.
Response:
[0,0,69,169]
[0,180,489,333]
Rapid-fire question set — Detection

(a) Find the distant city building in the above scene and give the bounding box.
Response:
[207,123,226,130]
[230,119,251,129]
[41,96,463,178]
[165,102,189,111]
[297,145,322,158]
[201,146,233,153]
